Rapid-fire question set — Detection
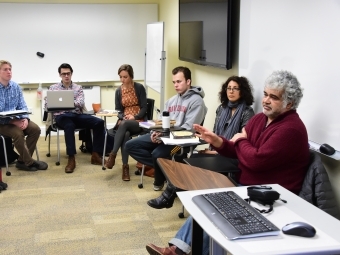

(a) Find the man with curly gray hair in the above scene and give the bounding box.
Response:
[264,70,303,110]
[145,70,310,255]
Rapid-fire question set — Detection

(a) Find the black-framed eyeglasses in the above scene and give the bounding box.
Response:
[226,87,240,92]
[60,72,71,77]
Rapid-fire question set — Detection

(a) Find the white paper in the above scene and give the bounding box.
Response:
[160,137,200,145]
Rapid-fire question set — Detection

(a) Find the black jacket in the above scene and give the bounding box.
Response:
[299,151,340,219]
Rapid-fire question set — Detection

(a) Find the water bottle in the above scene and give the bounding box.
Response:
[37,82,42,100]
[162,111,170,130]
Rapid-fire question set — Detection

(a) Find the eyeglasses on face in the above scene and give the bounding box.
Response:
[226,87,240,92]
[60,72,72,77]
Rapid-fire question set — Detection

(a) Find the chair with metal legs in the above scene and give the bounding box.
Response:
[0,134,40,176]
[101,98,155,180]
[44,111,90,165]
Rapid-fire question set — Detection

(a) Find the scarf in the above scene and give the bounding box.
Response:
[215,101,246,140]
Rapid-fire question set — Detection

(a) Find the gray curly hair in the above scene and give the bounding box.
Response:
[265,70,303,110]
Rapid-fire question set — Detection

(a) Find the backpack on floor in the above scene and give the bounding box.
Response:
[0,137,19,166]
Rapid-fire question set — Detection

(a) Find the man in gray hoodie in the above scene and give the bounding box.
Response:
[125,66,207,205]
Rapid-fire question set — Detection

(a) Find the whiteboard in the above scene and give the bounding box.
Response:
[145,22,164,93]
[0,3,157,83]
[239,0,340,149]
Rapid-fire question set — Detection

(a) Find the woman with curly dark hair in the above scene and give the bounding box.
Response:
[198,75,255,155]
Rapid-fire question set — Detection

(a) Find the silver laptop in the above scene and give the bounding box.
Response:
[47,90,75,110]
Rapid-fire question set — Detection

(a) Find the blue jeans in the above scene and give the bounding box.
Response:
[169,216,209,255]
[125,133,177,185]
[55,113,105,156]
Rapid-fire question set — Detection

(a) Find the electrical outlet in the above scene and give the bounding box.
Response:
[28,107,33,114]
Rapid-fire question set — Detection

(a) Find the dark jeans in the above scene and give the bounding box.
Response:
[112,120,142,164]
[125,133,177,185]
[55,113,105,156]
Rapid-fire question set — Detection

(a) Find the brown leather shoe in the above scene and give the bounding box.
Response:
[122,164,130,181]
[65,155,75,173]
[91,152,106,165]
[146,244,185,255]
[105,152,117,169]
[135,162,155,178]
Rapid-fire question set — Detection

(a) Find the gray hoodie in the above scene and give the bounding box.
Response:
[165,86,208,131]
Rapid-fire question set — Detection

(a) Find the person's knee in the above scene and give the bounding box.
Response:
[125,139,135,151]
[9,128,25,141]
[152,147,170,159]
[93,117,104,127]
[30,121,41,135]
[119,120,127,128]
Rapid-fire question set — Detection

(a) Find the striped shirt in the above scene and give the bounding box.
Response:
[44,82,84,116]
[0,81,29,124]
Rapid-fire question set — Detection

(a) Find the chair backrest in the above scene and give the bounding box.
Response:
[299,151,340,219]
[146,98,155,120]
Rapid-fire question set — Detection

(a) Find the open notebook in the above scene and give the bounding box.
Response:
[0,110,29,117]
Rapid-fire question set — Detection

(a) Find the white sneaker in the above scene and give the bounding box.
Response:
[153,182,164,191]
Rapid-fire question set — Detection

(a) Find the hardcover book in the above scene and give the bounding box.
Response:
[171,130,195,139]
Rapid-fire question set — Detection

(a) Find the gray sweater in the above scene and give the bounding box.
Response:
[165,86,208,131]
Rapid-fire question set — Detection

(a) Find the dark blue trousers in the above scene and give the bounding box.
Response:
[55,113,105,156]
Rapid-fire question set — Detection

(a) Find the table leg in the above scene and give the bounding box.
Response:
[191,217,203,254]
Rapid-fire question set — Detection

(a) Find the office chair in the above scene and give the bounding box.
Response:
[101,98,155,173]
[0,134,39,176]
[44,111,90,166]
[299,150,340,219]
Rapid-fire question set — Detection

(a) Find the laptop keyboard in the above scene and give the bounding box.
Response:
[202,191,279,236]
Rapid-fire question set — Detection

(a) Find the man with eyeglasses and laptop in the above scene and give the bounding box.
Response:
[44,63,105,173]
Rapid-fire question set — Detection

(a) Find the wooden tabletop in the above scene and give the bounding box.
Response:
[95,112,118,117]
[157,158,235,190]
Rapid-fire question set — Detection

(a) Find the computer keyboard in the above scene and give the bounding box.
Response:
[192,191,280,240]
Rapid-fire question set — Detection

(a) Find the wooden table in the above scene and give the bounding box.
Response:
[95,112,117,129]
[157,158,235,190]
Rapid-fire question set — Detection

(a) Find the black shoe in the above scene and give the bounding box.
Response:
[147,195,175,209]
[147,184,177,209]
[31,161,48,170]
[0,181,8,190]
[16,161,37,171]
[16,160,48,171]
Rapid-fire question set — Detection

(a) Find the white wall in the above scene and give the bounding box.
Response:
[238,0,340,208]
[0,3,157,83]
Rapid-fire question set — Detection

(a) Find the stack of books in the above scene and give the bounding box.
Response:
[139,119,176,129]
